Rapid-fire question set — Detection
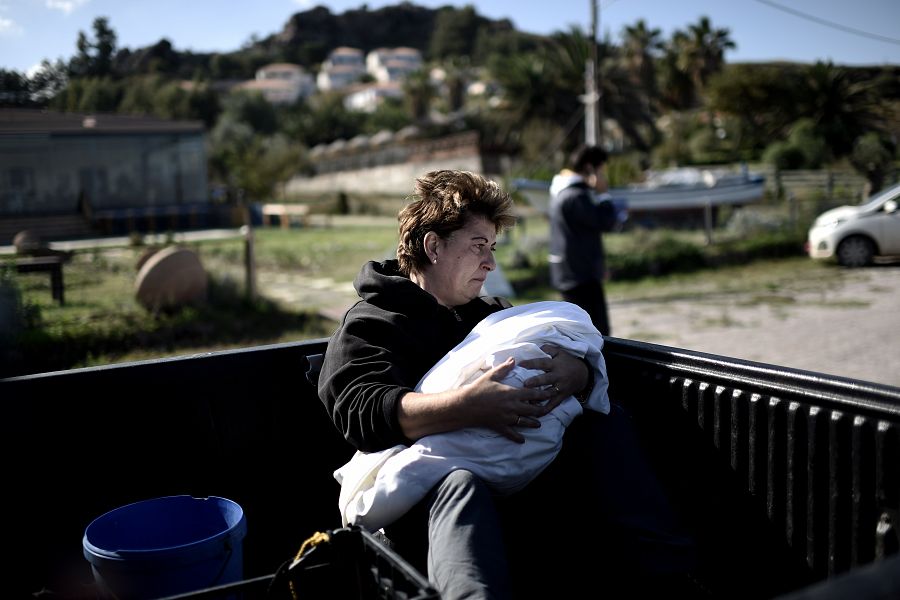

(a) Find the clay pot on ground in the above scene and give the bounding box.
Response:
[135,246,208,312]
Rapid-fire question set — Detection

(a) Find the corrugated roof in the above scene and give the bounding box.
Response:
[0,108,204,135]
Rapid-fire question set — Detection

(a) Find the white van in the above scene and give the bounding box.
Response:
[806,181,900,267]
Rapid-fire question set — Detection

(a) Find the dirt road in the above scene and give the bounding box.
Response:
[608,263,900,387]
[256,259,900,388]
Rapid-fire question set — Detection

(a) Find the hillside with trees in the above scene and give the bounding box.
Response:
[2,3,898,200]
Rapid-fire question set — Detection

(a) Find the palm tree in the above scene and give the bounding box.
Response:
[687,17,735,88]
[621,19,663,103]
[795,61,886,157]
[657,42,695,110]
[489,27,656,153]
[403,69,435,122]
[663,17,735,108]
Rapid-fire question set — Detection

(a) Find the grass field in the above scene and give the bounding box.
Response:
[1,212,818,376]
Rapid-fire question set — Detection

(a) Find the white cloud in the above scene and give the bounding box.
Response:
[45,0,90,15]
[291,0,315,7]
[0,15,23,35]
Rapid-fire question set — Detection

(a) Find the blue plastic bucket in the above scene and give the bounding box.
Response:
[82,495,247,599]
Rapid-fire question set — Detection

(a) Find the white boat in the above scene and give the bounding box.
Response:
[511,167,766,216]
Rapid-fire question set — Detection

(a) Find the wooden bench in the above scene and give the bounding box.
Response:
[12,255,66,305]
[260,203,310,229]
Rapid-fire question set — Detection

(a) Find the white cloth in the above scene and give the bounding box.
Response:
[334,300,609,531]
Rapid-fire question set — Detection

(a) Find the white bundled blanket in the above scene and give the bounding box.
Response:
[334,300,609,531]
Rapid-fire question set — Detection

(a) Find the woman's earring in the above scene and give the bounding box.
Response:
[433,259,437,264]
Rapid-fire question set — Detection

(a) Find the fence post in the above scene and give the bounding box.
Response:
[788,191,798,230]
[704,200,713,245]
[242,204,256,301]
[774,167,783,201]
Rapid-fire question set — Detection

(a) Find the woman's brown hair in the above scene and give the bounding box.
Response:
[396,170,516,276]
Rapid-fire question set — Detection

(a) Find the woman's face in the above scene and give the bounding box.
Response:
[420,214,498,307]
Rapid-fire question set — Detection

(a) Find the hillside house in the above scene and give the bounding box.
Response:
[316,47,366,91]
[365,47,423,83]
[343,82,404,113]
[234,63,316,105]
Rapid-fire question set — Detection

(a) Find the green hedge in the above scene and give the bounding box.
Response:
[507,228,809,287]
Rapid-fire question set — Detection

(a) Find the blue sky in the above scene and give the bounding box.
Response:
[2,0,899,74]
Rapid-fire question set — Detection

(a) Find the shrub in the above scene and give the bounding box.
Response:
[608,232,706,280]
[763,141,806,170]
[606,154,644,187]
[708,229,806,266]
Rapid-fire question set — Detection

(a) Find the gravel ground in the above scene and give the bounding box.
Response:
[257,260,900,389]
[609,263,900,388]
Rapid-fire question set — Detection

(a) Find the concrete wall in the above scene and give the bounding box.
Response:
[285,154,485,199]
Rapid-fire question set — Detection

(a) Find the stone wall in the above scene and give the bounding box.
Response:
[285,154,485,200]
[285,130,502,202]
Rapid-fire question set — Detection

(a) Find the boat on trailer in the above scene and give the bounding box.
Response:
[512,167,766,225]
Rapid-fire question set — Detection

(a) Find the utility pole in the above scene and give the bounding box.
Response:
[583,0,602,146]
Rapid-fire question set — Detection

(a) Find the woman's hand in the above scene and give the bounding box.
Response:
[463,357,556,443]
[519,344,589,413]
[397,357,554,444]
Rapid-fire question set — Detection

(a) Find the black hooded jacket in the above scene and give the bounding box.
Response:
[317,259,504,452]
[548,180,617,291]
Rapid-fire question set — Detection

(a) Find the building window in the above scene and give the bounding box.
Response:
[2,167,35,214]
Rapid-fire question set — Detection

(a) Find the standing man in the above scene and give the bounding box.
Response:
[548,145,618,336]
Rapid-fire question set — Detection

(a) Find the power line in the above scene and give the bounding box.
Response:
[751,0,900,46]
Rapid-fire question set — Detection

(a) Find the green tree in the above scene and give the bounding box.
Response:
[430,6,479,60]
[51,76,122,112]
[185,80,222,128]
[850,132,895,193]
[69,17,118,77]
[116,75,219,125]
[403,69,436,121]
[488,51,555,123]
[761,115,831,170]
[621,20,663,111]
[686,17,734,87]
[118,75,162,114]
[795,61,885,157]
[0,69,31,106]
[545,28,656,150]
[472,26,538,65]
[281,93,365,147]
[224,133,302,202]
[488,27,656,156]
[440,58,470,113]
[220,91,279,134]
[657,47,695,110]
[362,97,412,134]
[145,39,180,75]
[28,60,68,103]
[786,118,830,168]
[662,17,734,108]
[706,64,800,155]
[652,111,700,167]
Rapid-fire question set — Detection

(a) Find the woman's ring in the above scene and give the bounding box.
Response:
[552,384,560,394]
[515,415,522,427]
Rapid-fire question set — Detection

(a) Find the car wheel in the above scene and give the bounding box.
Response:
[836,235,875,267]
